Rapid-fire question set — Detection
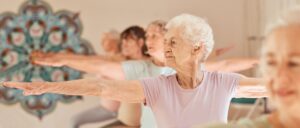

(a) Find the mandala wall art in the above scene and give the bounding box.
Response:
[0,0,94,119]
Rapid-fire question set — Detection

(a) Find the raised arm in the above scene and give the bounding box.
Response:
[204,57,259,72]
[207,44,235,60]
[2,78,145,103]
[31,52,126,79]
[235,76,268,98]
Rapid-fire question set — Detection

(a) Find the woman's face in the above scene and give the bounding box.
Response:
[121,38,143,58]
[262,25,300,113]
[101,34,118,54]
[164,27,198,68]
[146,25,165,60]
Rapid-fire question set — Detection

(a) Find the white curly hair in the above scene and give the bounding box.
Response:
[166,14,214,59]
[266,6,300,35]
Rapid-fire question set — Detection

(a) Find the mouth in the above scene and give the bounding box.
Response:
[165,55,175,59]
[275,89,296,98]
[164,52,173,57]
[147,47,153,51]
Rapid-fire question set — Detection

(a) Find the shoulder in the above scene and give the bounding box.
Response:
[204,71,242,80]
[140,74,175,87]
[142,74,174,83]
[122,60,148,65]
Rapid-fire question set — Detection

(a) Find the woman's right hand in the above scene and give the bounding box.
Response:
[30,51,66,67]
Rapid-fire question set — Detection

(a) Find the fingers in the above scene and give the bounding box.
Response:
[30,51,49,60]
[30,51,48,65]
[2,82,30,90]
[2,82,45,96]
[30,52,63,67]
[23,90,43,96]
[33,59,54,66]
[23,91,33,96]
[2,81,47,96]
[2,82,42,96]
[30,51,54,60]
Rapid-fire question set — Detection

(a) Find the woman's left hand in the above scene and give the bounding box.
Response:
[1,81,50,96]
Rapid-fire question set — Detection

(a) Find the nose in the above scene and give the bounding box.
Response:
[163,41,171,49]
[146,40,152,46]
[273,65,291,88]
[122,41,128,47]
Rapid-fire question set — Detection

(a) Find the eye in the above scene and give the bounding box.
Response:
[163,39,169,45]
[266,59,276,67]
[288,61,300,68]
[152,35,156,39]
[171,39,176,46]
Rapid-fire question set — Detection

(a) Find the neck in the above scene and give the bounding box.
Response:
[175,61,203,89]
[150,53,165,67]
[105,50,118,56]
[270,111,300,128]
[128,51,144,60]
[151,57,165,67]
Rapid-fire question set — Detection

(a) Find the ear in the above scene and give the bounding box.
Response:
[192,42,207,61]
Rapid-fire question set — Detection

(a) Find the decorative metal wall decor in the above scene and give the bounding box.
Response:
[0,0,94,119]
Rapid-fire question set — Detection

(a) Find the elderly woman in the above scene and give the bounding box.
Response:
[196,8,300,128]
[100,30,121,58]
[2,14,266,128]
[30,20,259,127]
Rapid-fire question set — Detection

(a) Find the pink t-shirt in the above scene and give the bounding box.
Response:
[141,71,241,128]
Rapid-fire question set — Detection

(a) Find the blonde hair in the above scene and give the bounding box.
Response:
[148,20,167,33]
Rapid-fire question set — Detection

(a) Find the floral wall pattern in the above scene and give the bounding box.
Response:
[0,0,94,119]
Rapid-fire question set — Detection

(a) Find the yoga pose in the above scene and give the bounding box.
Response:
[67,26,148,128]
[2,14,266,128]
[31,20,258,127]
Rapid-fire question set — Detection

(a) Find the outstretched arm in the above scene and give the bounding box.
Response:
[204,58,259,72]
[2,78,145,103]
[236,76,267,98]
[31,52,125,79]
[207,44,235,60]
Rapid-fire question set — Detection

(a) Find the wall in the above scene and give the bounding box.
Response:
[244,0,300,76]
[0,0,249,128]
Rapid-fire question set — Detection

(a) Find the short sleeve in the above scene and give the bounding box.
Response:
[121,60,149,80]
[160,67,176,75]
[217,72,241,98]
[140,76,164,108]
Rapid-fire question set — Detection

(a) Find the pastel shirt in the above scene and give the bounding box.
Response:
[141,71,241,128]
[119,60,165,127]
